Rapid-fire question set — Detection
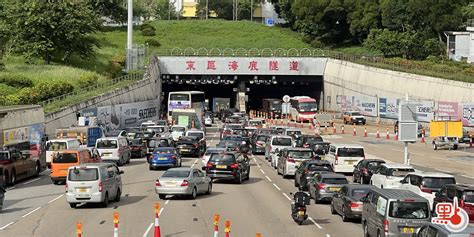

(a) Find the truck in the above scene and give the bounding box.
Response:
[171,109,203,130]
[262,98,282,117]
[429,118,463,150]
[212,98,230,113]
[0,105,46,185]
[55,126,105,147]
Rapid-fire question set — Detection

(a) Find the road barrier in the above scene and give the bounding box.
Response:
[256,233,262,237]
[113,212,119,237]
[76,222,83,237]
[395,131,398,141]
[341,125,345,134]
[421,133,425,143]
[154,203,161,237]
[213,214,220,237]
[376,128,380,138]
[225,220,231,237]
[325,125,328,133]
[364,127,368,137]
[386,128,390,139]
[333,125,337,134]
[353,126,356,136]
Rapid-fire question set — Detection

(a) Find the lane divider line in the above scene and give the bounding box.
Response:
[165,200,170,205]
[0,221,15,230]
[21,207,41,218]
[265,176,272,182]
[259,169,265,174]
[326,234,331,237]
[272,183,281,191]
[143,222,153,237]
[159,207,164,216]
[191,159,199,168]
[308,217,323,229]
[47,194,64,204]
[461,174,474,179]
[22,177,42,185]
[282,193,292,201]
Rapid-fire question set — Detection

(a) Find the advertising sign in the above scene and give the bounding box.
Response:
[3,126,29,146]
[379,98,399,119]
[415,101,434,122]
[96,100,158,132]
[169,101,191,110]
[462,103,474,127]
[437,101,459,119]
[353,96,377,117]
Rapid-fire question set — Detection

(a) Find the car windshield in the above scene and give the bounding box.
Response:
[162,170,190,177]
[288,150,313,158]
[388,168,415,177]
[209,154,235,163]
[259,130,272,135]
[0,152,9,160]
[313,144,329,155]
[351,189,371,200]
[422,177,456,189]
[169,94,189,100]
[46,142,68,151]
[287,131,302,136]
[298,102,317,111]
[172,127,186,132]
[351,112,362,116]
[219,141,240,147]
[367,161,385,168]
[53,153,78,163]
[226,125,242,130]
[305,137,323,143]
[130,139,142,145]
[68,168,99,181]
[338,148,364,157]
[256,136,269,142]
[463,191,474,203]
[148,127,165,133]
[389,201,429,219]
[187,132,203,140]
[272,137,292,146]
[96,140,118,149]
[249,121,262,126]
[223,136,242,141]
[154,149,174,154]
[205,149,224,155]
[149,140,169,148]
[322,178,348,184]
[307,164,333,172]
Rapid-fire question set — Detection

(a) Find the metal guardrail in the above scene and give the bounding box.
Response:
[152,47,474,83]
[39,73,143,108]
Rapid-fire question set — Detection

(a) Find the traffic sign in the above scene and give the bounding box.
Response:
[283,95,290,103]
[266,18,274,27]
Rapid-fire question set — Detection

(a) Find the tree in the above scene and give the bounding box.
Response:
[270,0,296,28]
[155,0,177,20]
[196,0,255,20]
[89,0,127,23]
[348,0,381,43]
[7,1,101,64]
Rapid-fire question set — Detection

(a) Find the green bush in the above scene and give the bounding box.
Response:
[17,87,40,104]
[302,34,313,44]
[0,83,18,96]
[0,74,33,88]
[141,27,156,36]
[35,81,74,101]
[77,73,99,87]
[140,22,156,31]
[106,54,126,78]
[310,39,324,49]
[0,61,5,71]
[145,39,161,47]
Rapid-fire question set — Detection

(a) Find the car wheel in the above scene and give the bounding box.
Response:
[330,201,337,214]
[294,179,299,187]
[245,169,250,180]
[35,162,41,177]
[236,173,243,184]
[158,194,166,200]
[117,157,123,166]
[453,144,458,150]
[102,193,109,207]
[342,206,349,222]
[114,188,121,202]
[433,144,437,150]
[3,171,9,186]
[363,222,370,237]
[53,180,60,185]
[69,203,77,209]
[191,187,197,199]
[205,183,212,195]
[10,170,16,185]
[381,185,384,189]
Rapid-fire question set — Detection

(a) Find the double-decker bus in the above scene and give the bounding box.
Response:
[289,96,318,122]
[167,91,205,120]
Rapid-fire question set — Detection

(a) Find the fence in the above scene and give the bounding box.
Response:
[152,47,474,83]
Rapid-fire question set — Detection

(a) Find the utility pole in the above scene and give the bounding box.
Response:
[250,0,253,21]
[206,0,209,19]
[126,0,133,71]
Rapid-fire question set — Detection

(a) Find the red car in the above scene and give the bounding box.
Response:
[433,184,474,223]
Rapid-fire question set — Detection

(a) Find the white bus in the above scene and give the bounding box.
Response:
[289,96,318,122]
[167,91,205,120]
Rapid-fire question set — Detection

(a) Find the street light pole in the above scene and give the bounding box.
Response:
[250,0,253,22]
[206,0,209,19]
[126,0,133,71]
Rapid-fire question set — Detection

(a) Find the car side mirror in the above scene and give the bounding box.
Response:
[353,165,357,168]
[400,180,406,184]
[119,170,124,174]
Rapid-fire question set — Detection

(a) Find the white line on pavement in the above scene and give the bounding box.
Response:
[326,234,331,237]
[6,186,16,191]
[165,200,170,205]
[272,183,281,191]
[143,222,153,237]
[456,161,473,165]
[22,177,42,185]
[47,194,64,204]
[461,175,474,179]
[21,207,41,218]
[159,208,164,216]
[308,217,323,229]
[265,176,272,182]
[191,159,199,168]
[0,222,15,230]
[259,169,265,174]
[282,193,292,201]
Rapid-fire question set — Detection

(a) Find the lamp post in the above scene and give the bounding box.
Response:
[250,0,253,22]
[126,0,133,71]
[206,0,209,19]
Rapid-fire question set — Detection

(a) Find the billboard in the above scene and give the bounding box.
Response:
[379,98,399,119]
[352,96,378,117]
[437,101,459,119]
[462,103,474,127]
[415,101,434,122]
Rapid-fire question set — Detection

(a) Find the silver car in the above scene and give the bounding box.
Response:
[66,163,123,208]
[155,167,212,200]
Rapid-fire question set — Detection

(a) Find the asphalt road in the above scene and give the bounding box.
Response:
[1,122,473,237]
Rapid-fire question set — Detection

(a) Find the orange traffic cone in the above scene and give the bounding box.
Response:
[353,126,357,136]
[386,128,390,139]
[376,128,380,138]
[364,127,368,137]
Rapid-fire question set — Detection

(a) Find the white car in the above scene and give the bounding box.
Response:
[399,171,456,208]
[95,137,131,166]
[171,125,188,141]
[204,117,213,126]
[370,163,415,189]
[325,144,365,173]
[277,148,314,178]
[265,135,294,169]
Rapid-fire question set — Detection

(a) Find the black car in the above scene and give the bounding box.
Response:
[330,184,376,221]
[175,136,204,157]
[295,135,324,148]
[352,159,386,184]
[216,140,241,152]
[294,160,334,190]
[205,151,250,183]
[251,134,270,154]
[129,138,146,158]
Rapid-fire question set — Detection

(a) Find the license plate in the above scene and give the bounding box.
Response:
[103,153,111,157]
[329,187,341,192]
[181,149,189,152]
[158,157,167,160]
[165,181,177,186]
[347,160,354,165]
[78,188,87,193]
[402,227,414,233]
[298,211,305,216]
[216,165,227,169]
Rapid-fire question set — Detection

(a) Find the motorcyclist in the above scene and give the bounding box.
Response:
[290,191,310,225]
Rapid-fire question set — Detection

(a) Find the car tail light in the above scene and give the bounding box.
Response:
[193,143,199,148]
[229,163,239,169]
[460,199,465,208]
[180,180,189,187]
[349,202,361,209]
[171,155,177,159]
[155,180,162,186]
[99,182,103,192]
[65,183,68,192]
[361,168,368,175]
[421,187,432,194]
[335,155,339,165]
[383,219,389,233]
[303,144,309,148]
[318,183,326,189]
[207,162,214,168]
[287,158,296,163]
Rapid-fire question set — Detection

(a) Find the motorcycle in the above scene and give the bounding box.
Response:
[290,192,310,225]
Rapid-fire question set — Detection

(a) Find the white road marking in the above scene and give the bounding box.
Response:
[143,222,154,237]
[47,194,64,204]
[191,159,199,168]
[259,169,265,174]
[282,193,292,201]
[272,183,282,191]
[308,217,323,229]
[21,207,41,218]
[6,186,16,191]
[265,176,272,182]
[165,200,170,205]
[456,161,473,165]
[159,207,164,216]
[22,177,42,185]
[0,222,15,230]
[461,175,474,179]
[326,234,331,237]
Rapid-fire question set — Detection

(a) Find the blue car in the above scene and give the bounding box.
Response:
[149,147,182,170]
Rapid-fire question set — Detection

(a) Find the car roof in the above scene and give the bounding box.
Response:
[371,189,427,200]
[381,163,414,169]
[286,148,313,151]
[408,171,455,178]
[71,163,113,169]
[166,167,194,172]
[271,135,293,139]
[362,159,385,163]
[343,184,376,190]
[48,138,79,142]
[332,144,364,148]
[320,173,347,178]
[206,147,226,151]
[155,147,175,150]
[179,136,197,140]
[303,160,331,165]
[444,183,474,191]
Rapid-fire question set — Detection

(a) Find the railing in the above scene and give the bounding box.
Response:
[39,73,143,108]
[152,47,474,83]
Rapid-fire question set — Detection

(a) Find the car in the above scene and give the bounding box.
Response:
[129,138,146,158]
[147,137,174,158]
[95,137,131,166]
[103,130,127,138]
[155,120,168,126]
[308,173,349,203]
[370,163,415,189]
[269,126,289,135]
[326,144,366,173]
[201,147,226,167]
[294,160,333,191]
[50,148,97,184]
[222,134,244,142]
[220,123,243,139]
[251,134,270,154]
[352,159,386,184]
[399,171,456,208]
[66,163,123,208]
[330,184,376,222]
[284,128,302,139]
[265,135,294,168]
[343,111,366,125]
[216,140,241,152]
[134,131,156,140]
[247,119,264,128]
[148,147,182,170]
[295,134,324,148]
[244,127,257,137]
[231,128,251,143]
[146,125,169,135]
[433,184,474,222]
[0,167,4,211]
[155,167,212,200]
[205,151,250,183]
[175,136,204,157]
[417,222,474,237]
[170,125,188,141]
[185,129,207,149]
[0,147,42,186]
[277,148,315,178]
[204,116,213,126]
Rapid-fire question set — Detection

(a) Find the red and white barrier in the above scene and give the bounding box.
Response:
[76,222,83,237]
[353,126,356,136]
[386,128,390,139]
[114,212,119,237]
[376,128,380,138]
[364,127,368,137]
[213,214,220,237]
[225,220,231,237]
[154,203,161,237]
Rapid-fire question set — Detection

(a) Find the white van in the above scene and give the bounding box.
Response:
[326,144,365,173]
[45,139,81,166]
[95,137,131,166]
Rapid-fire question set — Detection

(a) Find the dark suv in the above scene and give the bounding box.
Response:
[294,160,334,190]
[433,184,474,222]
[352,159,386,184]
[175,136,204,157]
[205,152,250,184]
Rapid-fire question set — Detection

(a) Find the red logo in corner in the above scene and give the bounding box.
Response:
[432,197,469,232]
